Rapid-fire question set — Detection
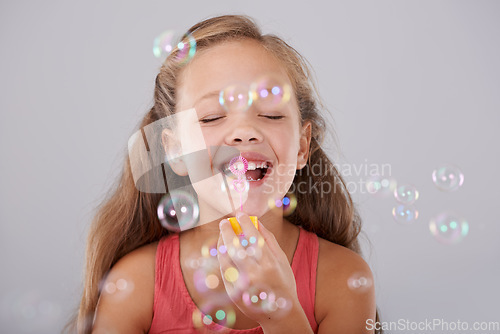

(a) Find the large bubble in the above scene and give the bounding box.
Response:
[157,190,199,232]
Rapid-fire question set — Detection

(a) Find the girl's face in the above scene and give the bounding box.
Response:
[172,39,310,222]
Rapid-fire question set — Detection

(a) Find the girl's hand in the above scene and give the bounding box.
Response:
[217,212,299,325]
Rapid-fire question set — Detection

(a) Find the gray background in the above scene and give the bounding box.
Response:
[1,0,499,333]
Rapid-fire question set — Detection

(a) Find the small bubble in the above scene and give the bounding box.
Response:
[192,301,236,328]
[267,193,297,216]
[250,75,291,111]
[429,212,469,244]
[366,176,397,197]
[394,185,419,204]
[152,30,175,59]
[432,164,464,191]
[392,204,419,224]
[347,273,373,293]
[219,85,252,112]
[224,267,239,282]
[205,274,219,289]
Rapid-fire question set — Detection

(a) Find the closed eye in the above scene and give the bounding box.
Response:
[200,115,225,123]
[261,115,285,120]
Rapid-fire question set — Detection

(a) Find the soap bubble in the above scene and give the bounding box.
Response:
[394,185,419,204]
[157,190,199,232]
[365,176,397,197]
[219,85,252,112]
[241,284,291,317]
[152,30,176,59]
[347,272,373,293]
[392,204,419,224]
[174,32,196,65]
[201,236,220,259]
[192,300,236,329]
[432,164,464,192]
[194,267,219,293]
[267,193,297,216]
[429,212,469,244]
[250,76,291,111]
[99,277,135,303]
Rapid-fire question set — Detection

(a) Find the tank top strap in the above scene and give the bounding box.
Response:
[150,233,198,333]
[291,227,319,333]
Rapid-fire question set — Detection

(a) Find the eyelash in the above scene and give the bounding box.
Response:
[199,115,285,123]
[262,115,284,120]
[200,116,225,123]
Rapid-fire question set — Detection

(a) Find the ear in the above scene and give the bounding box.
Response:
[161,128,188,176]
[297,121,312,170]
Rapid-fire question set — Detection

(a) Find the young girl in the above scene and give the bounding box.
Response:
[73,15,378,333]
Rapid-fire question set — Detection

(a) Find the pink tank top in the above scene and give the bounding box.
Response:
[149,227,319,333]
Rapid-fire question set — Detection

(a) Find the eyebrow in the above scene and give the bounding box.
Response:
[194,91,220,105]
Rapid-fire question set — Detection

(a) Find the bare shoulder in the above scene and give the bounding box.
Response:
[92,242,159,334]
[315,237,376,333]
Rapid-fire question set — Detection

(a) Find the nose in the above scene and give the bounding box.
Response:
[224,119,263,145]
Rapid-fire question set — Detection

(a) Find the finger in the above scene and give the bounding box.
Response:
[255,220,284,259]
[234,212,259,236]
[219,219,249,265]
[217,232,248,297]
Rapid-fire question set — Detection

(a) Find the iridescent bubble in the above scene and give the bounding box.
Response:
[157,190,199,232]
[193,255,220,293]
[241,285,291,317]
[366,175,397,197]
[267,193,297,216]
[100,277,135,302]
[347,272,373,293]
[250,76,291,111]
[392,204,419,224]
[192,301,236,329]
[152,30,176,59]
[432,164,464,192]
[394,184,419,204]
[224,267,239,283]
[174,32,196,65]
[201,236,219,258]
[429,212,469,244]
[219,85,252,112]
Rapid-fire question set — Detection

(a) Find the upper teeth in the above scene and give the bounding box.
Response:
[227,161,269,171]
[247,162,269,170]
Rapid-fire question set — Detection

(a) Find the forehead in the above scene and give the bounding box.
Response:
[177,39,291,110]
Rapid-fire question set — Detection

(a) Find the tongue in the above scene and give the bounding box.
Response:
[245,169,263,181]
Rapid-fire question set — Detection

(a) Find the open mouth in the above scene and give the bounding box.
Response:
[222,160,273,182]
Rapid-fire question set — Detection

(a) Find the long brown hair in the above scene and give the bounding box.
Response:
[69,14,380,333]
